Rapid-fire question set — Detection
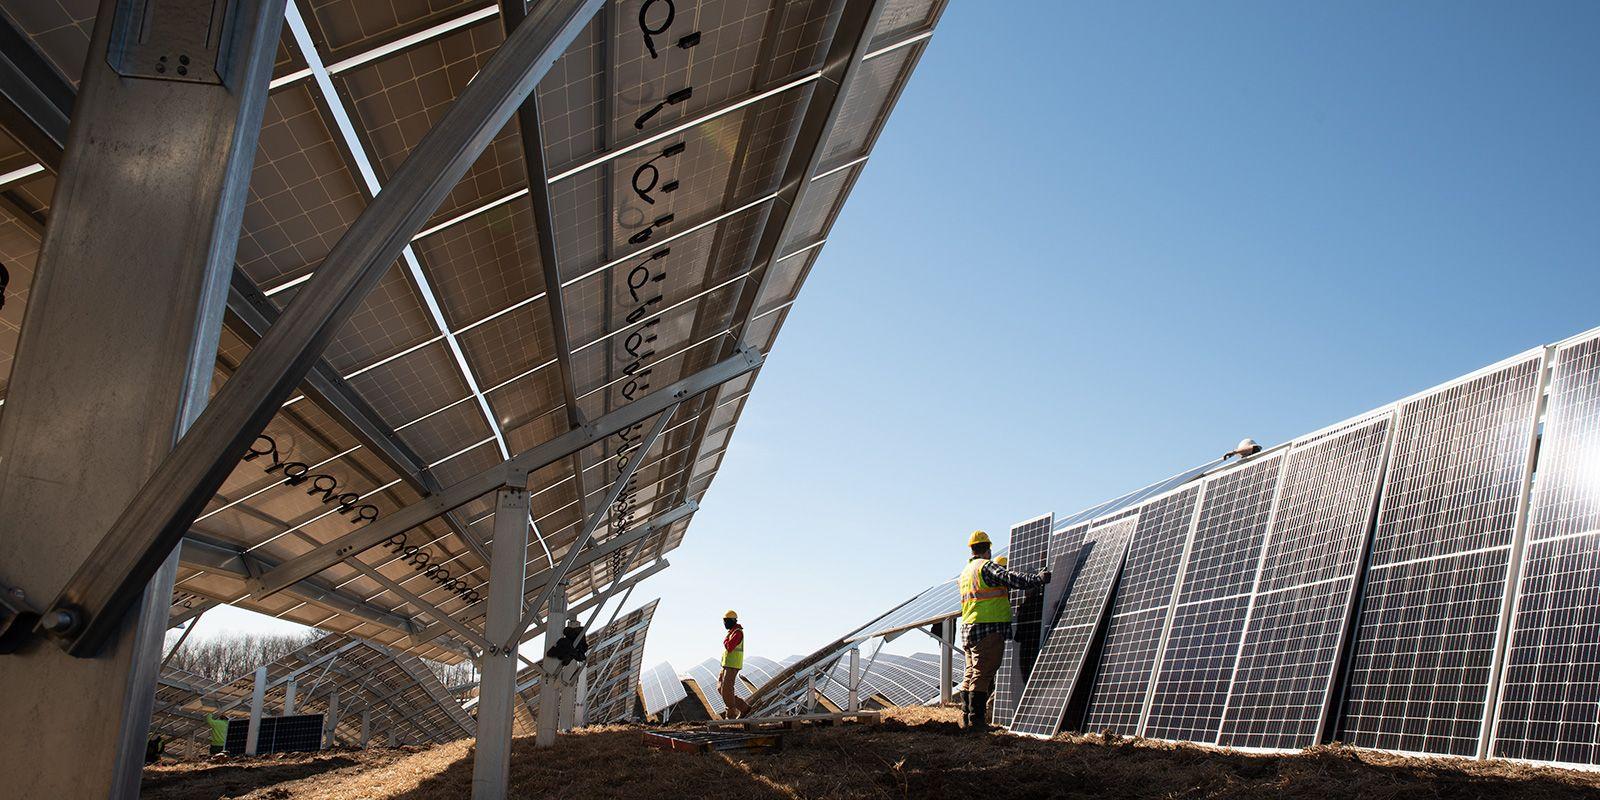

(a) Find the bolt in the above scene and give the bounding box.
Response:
[41,609,77,634]
[8,588,21,599]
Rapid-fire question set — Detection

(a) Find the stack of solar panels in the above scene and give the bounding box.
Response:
[997,327,1600,772]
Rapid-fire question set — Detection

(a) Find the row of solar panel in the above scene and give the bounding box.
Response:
[996,327,1600,771]
[641,649,960,720]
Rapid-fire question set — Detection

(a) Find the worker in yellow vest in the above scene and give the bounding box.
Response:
[205,712,229,756]
[718,610,752,719]
[959,531,1049,732]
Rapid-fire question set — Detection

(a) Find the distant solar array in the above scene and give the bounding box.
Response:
[639,661,688,720]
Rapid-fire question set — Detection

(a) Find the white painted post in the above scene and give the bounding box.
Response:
[574,665,589,728]
[323,688,340,749]
[283,678,297,716]
[848,648,860,712]
[246,666,267,755]
[470,481,533,799]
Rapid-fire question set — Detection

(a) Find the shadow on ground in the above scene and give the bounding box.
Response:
[141,755,360,799]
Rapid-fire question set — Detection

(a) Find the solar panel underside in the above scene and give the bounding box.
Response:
[1339,352,1545,757]
[1080,487,1202,735]
[640,661,688,718]
[1217,415,1394,750]
[1494,333,1600,766]
[1008,513,1139,738]
[1142,454,1285,742]
[585,601,658,723]
[993,513,1055,726]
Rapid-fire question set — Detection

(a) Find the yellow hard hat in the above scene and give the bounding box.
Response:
[968,530,991,547]
[724,610,738,620]
[995,556,1008,566]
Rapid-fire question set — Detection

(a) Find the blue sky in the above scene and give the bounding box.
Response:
[195,1,1600,676]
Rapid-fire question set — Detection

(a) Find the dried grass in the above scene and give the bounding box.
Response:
[143,707,1600,799]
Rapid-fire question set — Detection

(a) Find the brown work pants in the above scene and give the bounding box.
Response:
[719,666,751,718]
[960,632,1005,693]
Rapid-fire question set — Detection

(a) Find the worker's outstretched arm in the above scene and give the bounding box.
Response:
[982,561,1050,590]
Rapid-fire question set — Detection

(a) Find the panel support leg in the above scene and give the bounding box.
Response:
[283,678,297,716]
[0,0,285,795]
[848,648,861,712]
[323,688,340,749]
[536,591,569,748]
[246,666,267,755]
[470,480,532,800]
[360,709,372,747]
[939,619,955,706]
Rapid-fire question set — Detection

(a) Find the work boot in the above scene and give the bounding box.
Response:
[958,691,972,730]
[970,691,989,732]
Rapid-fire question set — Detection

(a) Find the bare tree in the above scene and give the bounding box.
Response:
[163,630,320,684]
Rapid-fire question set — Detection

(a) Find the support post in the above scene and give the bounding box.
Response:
[323,688,340,749]
[246,666,267,756]
[360,709,372,747]
[469,480,532,800]
[848,648,861,713]
[574,664,589,728]
[283,678,297,716]
[0,0,286,795]
[806,672,818,714]
[939,618,955,706]
[536,589,569,748]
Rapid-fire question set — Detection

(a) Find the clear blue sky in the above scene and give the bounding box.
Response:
[196,1,1600,678]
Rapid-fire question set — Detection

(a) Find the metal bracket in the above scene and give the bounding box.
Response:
[107,0,237,85]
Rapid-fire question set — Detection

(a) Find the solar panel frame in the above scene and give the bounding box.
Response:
[1338,349,1547,758]
[1008,512,1140,738]
[640,660,689,719]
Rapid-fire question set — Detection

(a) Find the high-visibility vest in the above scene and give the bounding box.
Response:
[721,627,744,669]
[960,559,1011,624]
[206,715,228,746]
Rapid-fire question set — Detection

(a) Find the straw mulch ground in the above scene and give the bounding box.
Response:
[142,706,1600,799]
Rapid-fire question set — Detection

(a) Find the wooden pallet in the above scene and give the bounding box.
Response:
[702,710,881,731]
[642,729,783,754]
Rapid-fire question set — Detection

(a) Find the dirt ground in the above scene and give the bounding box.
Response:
[142,707,1600,799]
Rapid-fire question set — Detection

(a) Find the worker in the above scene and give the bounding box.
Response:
[719,610,752,719]
[959,531,1049,732]
[205,712,229,756]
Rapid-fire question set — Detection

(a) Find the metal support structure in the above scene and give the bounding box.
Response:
[283,678,297,716]
[470,481,533,800]
[247,666,267,756]
[254,349,759,600]
[513,403,682,646]
[159,613,203,671]
[0,2,286,797]
[360,709,372,747]
[940,618,955,705]
[323,687,341,749]
[536,589,569,749]
[39,0,604,657]
[847,648,861,712]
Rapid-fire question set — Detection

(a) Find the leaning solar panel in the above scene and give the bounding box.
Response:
[1494,331,1600,766]
[993,513,1055,726]
[737,656,784,694]
[1080,487,1203,735]
[1217,414,1393,750]
[1339,351,1545,757]
[1009,513,1140,738]
[683,658,744,719]
[876,653,954,705]
[640,661,688,720]
[1142,453,1286,742]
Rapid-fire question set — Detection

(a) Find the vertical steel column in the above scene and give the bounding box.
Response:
[246,666,267,755]
[574,667,589,728]
[939,619,955,706]
[470,480,532,800]
[806,672,818,714]
[536,590,569,748]
[283,678,297,716]
[323,688,340,749]
[558,665,577,731]
[847,648,861,712]
[360,709,372,748]
[0,0,285,795]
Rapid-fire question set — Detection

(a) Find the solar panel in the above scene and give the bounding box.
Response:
[640,661,688,720]
[1339,351,1545,757]
[1142,453,1286,742]
[1494,332,1600,766]
[993,513,1055,726]
[225,714,326,754]
[737,655,784,694]
[1080,487,1203,735]
[584,601,658,724]
[683,657,740,718]
[1008,513,1140,738]
[1217,414,1394,750]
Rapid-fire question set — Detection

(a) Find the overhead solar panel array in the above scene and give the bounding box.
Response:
[992,513,1053,726]
[0,0,947,672]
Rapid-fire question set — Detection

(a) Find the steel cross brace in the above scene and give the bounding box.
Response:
[251,347,759,601]
[509,402,681,649]
[38,0,605,657]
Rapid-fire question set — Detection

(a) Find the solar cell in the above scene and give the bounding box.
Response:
[1009,513,1140,738]
[1494,332,1600,766]
[1218,415,1394,750]
[640,661,688,719]
[1340,352,1545,757]
[1081,487,1203,735]
[994,513,1055,727]
[1143,454,1285,742]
